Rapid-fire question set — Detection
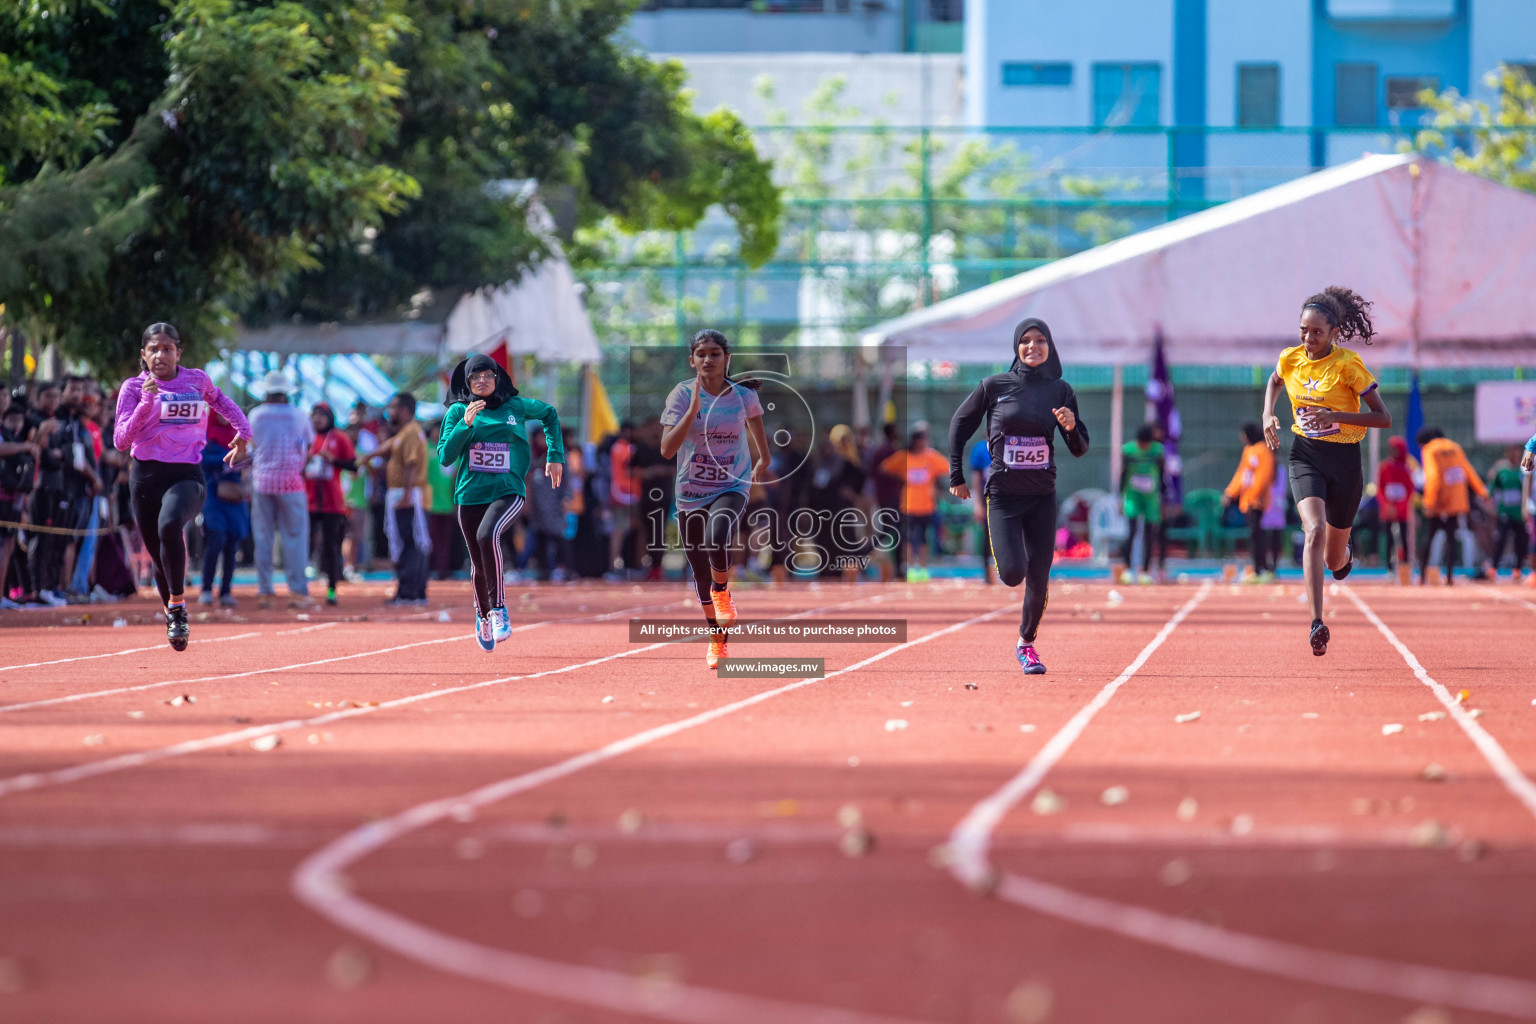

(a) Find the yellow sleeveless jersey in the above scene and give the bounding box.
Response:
[1276,344,1378,445]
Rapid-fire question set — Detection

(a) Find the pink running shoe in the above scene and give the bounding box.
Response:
[1016,642,1046,675]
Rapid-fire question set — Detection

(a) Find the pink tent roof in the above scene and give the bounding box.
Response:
[865,154,1536,368]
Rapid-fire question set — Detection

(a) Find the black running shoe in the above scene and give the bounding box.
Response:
[166,605,190,652]
[1309,618,1329,657]
[1331,544,1353,581]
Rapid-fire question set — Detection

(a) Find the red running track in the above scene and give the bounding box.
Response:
[1,578,1533,1023]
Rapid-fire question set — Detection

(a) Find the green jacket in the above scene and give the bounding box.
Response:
[1490,463,1526,518]
[437,395,564,506]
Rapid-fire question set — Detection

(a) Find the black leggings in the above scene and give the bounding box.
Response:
[680,491,747,609]
[987,491,1057,643]
[202,529,238,597]
[1419,514,1461,580]
[311,511,347,590]
[129,459,206,607]
[457,495,523,616]
[1492,516,1530,568]
[1244,509,1271,574]
[1120,516,1157,574]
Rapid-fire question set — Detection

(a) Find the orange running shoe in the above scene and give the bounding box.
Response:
[706,632,728,669]
[709,585,738,628]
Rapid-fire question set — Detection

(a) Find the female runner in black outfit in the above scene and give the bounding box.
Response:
[949,318,1089,675]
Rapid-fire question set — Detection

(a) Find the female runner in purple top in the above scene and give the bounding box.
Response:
[114,323,251,650]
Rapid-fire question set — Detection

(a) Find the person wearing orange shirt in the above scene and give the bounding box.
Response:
[879,425,950,582]
[1415,425,1489,586]
[1223,421,1276,580]
[1261,286,1392,657]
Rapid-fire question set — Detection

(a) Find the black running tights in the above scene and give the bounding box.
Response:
[457,495,523,616]
[129,459,206,607]
[987,491,1057,643]
[680,491,747,608]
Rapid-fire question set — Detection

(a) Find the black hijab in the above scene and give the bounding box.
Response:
[1009,318,1063,382]
[448,352,518,409]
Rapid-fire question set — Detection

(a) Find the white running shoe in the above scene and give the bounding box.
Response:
[475,616,495,652]
[490,606,511,643]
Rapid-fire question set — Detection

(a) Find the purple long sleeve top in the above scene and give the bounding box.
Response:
[114,368,252,464]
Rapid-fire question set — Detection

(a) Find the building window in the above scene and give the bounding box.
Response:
[1093,63,1161,126]
[1386,75,1438,110]
[1003,62,1072,87]
[1335,63,1378,126]
[1236,63,1280,127]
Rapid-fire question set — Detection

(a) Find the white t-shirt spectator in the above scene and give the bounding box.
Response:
[250,402,314,494]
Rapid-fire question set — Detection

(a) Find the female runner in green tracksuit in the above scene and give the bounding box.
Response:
[438,352,565,651]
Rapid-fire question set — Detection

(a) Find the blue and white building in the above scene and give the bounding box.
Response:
[967,0,1536,184]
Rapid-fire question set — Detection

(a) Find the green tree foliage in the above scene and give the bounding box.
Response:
[2,0,418,374]
[1,0,781,375]
[257,0,779,325]
[1414,65,1536,194]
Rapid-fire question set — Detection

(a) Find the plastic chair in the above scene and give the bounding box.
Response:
[1088,493,1129,565]
[1166,488,1225,557]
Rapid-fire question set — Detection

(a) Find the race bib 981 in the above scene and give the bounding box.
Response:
[1002,435,1049,469]
[468,441,510,473]
[159,395,205,424]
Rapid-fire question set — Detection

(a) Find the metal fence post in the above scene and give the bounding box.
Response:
[920,126,933,306]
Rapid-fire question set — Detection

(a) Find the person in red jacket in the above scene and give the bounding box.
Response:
[304,403,357,606]
[1376,435,1417,576]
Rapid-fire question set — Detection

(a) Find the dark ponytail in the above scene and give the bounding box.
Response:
[690,329,763,392]
[139,321,183,373]
[1301,287,1374,345]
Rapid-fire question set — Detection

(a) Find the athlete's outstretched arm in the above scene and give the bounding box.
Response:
[1303,387,1391,434]
[947,380,988,498]
[1261,371,1285,450]
[1056,386,1089,457]
[745,414,770,484]
[660,379,704,460]
[436,404,473,467]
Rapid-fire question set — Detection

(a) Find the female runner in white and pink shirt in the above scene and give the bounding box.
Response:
[114,323,251,650]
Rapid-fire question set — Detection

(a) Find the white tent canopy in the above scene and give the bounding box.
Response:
[864,154,1536,368]
[441,254,601,365]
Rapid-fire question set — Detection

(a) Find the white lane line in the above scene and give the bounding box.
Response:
[0,635,465,714]
[948,584,1211,892]
[0,599,676,715]
[289,607,1009,1024]
[0,608,431,674]
[946,583,1536,1020]
[0,595,866,798]
[1347,588,1536,821]
[0,632,262,672]
[0,640,669,799]
[1490,588,1536,616]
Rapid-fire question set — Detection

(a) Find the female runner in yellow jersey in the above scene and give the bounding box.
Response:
[1260,286,1392,656]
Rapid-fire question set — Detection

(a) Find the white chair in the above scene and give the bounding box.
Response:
[1088,493,1129,566]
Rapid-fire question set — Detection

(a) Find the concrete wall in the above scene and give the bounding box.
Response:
[965,0,1176,127]
[1469,0,1536,102]
[1310,0,1470,128]
[659,53,965,125]
[627,8,903,54]
[1207,0,1312,127]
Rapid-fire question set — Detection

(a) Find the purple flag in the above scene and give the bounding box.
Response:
[1145,330,1182,504]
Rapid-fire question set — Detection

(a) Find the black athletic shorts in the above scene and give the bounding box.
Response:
[1288,435,1363,530]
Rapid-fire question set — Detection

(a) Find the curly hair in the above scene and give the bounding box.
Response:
[1301,286,1374,345]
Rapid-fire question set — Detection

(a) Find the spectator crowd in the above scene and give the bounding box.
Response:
[2,366,1529,608]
